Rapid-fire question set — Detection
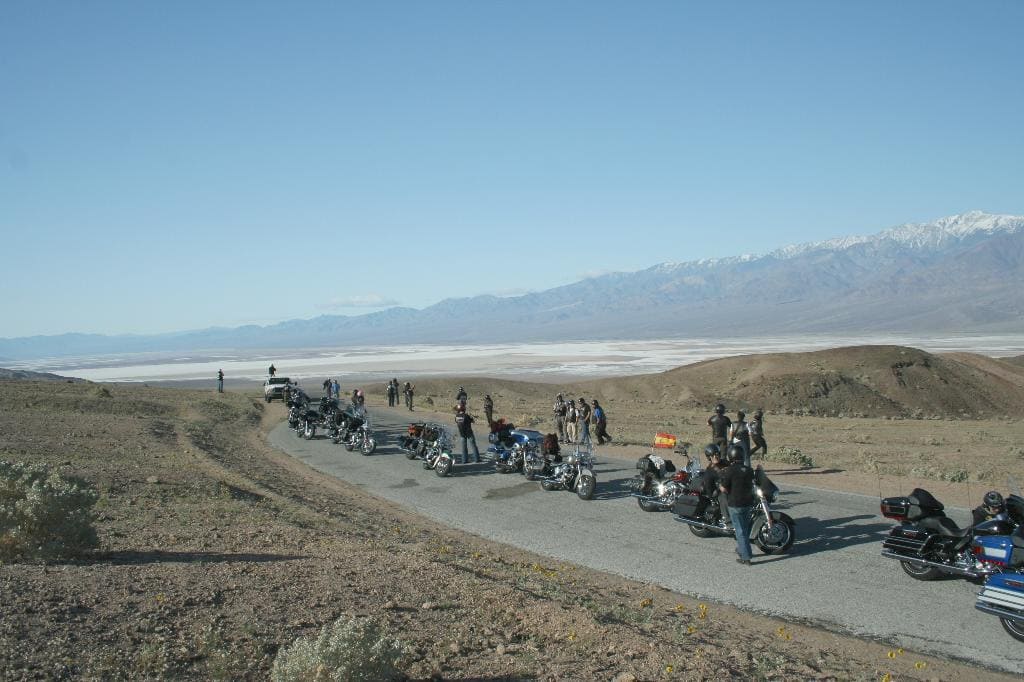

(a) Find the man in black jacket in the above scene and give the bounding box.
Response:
[707,404,731,455]
[719,444,756,565]
[455,406,481,464]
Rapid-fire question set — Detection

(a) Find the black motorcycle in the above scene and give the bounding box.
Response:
[631,444,697,512]
[673,466,795,554]
[880,488,1023,581]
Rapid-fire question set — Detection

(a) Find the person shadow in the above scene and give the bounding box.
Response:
[786,514,894,557]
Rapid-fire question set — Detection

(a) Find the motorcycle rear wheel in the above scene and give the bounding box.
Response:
[435,458,452,477]
[344,440,356,452]
[405,448,418,460]
[754,514,795,554]
[540,479,558,492]
[688,524,713,538]
[900,559,942,581]
[1001,617,1024,643]
[576,475,595,500]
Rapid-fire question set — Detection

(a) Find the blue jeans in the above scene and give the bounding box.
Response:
[217,379,223,393]
[728,505,754,561]
[460,434,479,464]
[578,423,591,446]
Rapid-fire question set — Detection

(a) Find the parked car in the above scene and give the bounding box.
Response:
[263,377,292,402]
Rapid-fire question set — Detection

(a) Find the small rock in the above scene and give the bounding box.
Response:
[383,600,397,609]
[421,601,436,610]
[145,476,159,484]
[495,643,505,656]
[448,642,460,654]
[612,673,637,682]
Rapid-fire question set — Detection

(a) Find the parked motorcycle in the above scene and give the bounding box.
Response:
[287,390,310,432]
[523,434,562,481]
[488,422,543,474]
[673,466,795,554]
[976,565,1024,643]
[631,444,698,512]
[339,410,376,455]
[420,425,455,477]
[539,445,597,500]
[398,422,442,460]
[880,488,1023,581]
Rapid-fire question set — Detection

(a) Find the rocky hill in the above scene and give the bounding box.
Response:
[0,368,86,382]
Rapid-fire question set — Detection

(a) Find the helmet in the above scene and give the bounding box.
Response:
[715,403,725,415]
[983,491,1005,513]
[754,409,763,419]
[703,444,721,460]
[727,444,745,462]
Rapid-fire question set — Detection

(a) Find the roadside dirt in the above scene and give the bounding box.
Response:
[0,380,1017,680]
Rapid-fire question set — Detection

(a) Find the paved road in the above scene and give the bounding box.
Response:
[270,409,1023,673]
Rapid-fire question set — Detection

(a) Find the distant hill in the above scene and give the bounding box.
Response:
[404,346,1024,420]
[2,211,1023,359]
[0,368,87,383]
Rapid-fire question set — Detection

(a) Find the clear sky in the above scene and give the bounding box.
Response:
[2,1,1022,337]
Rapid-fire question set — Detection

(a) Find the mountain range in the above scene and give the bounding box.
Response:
[3,210,1022,360]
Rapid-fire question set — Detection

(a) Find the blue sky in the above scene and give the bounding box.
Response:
[2,1,1022,337]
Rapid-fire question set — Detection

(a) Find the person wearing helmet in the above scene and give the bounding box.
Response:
[748,409,767,460]
[455,386,468,410]
[404,382,415,411]
[699,444,730,524]
[973,491,1007,526]
[719,444,756,565]
[483,394,494,425]
[455,404,481,464]
[707,403,731,455]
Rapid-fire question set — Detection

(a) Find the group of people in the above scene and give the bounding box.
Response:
[322,378,342,399]
[552,394,611,446]
[385,379,415,410]
[707,403,767,467]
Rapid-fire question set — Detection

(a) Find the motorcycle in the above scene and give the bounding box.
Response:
[976,564,1024,643]
[523,434,562,481]
[488,422,543,474]
[539,444,597,500]
[880,488,1023,581]
[673,466,796,554]
[338,410,376,455]
[420,425,456,477]
[286,390,310,432]
[631,443,699,512]
[398,422,442,460]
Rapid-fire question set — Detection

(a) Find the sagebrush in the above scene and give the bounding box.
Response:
[764,446,815,468]
[0,460,99,560]
[271,615,405,682]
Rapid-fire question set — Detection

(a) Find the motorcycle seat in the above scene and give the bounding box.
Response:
[918,515,970,538]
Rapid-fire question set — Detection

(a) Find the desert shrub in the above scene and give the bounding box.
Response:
[0,460,99,561]
[270,615,406,682]
[909,465,970,483]
[765,446,814,468]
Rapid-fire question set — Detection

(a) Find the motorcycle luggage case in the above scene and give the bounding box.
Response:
[976,572,1024,621]
[881,496,911,520]
[673,493,702,518]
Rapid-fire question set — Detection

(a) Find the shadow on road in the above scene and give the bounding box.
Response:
[789,514,891,556]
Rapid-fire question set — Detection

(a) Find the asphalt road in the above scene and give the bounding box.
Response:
[269,408,1023,673]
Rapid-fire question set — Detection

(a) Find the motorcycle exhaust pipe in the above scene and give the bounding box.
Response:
[630,493,673,509]
[879,550,987,578]
[975,602,1024,624]
[674,517,726,532]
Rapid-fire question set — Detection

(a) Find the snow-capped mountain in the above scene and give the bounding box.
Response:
[2,212,1023,359]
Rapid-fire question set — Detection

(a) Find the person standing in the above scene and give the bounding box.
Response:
[483,394,494,425]
[404,382,415,411]
[749,409,768,459]
[553,394,568,443]
[729,410,751,466]
[565,399,578,444]
[217,369,224,393]
[719,444,756,565]
[455,406,481,464]
[268,364,276,377]
[332,379,340,401]
[592,399,612,444]
[576,397,592,447]
[323,378,332,397]
[386,380,395,407]
[707,404,731,456]
[455,386,468,412]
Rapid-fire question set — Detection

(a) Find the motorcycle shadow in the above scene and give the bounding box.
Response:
[589,476,635,501]
[788,514,893,556]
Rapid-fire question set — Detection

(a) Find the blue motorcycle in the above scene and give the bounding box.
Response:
[974,533,1024,642]
[487,422,543,474]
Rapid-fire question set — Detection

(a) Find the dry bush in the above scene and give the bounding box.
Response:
[270,615,406,682]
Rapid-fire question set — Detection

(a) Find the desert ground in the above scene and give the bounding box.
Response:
[1,345,1022,680]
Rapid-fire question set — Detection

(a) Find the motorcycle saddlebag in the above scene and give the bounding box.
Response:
[880,496,912,520]
[673,493,702,518]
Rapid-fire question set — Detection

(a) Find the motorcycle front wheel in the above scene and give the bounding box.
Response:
[1001,617,1024,643]
[303,424,316,440]
[361,437,376,455]
[900,559,942,581]
[576,475,595,500]
[753,513,795,554]
[435,457,452,477]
